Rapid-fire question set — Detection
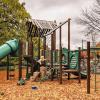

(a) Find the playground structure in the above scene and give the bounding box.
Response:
[0,18,100,94]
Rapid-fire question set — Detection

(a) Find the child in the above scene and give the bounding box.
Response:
[38,56,47,77]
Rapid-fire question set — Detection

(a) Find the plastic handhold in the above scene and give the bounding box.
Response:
[32,86,38,90]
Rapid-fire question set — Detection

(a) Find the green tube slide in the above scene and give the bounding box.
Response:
[0,39,19,60]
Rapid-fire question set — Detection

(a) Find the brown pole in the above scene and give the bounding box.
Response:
[38,34,40,59]
[68,18,71,80]
[59,25,62,84]
[19,40,22,80]
[87,41,90,94]
[28,41,34,75]
[7,55,9,80]
[52,31,56,50]
[43,36,46,67]
[44,36,46,58]
[78,47,81,83]
[51,33,54,81]
[53,30,56,63]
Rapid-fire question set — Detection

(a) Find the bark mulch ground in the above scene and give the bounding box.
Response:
[0,70,100,100]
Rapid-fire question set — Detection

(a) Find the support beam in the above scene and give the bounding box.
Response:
[59,25,62,84]
[28,41,34,75]
[38,35,40,59]
[45,19,68,36]
[51,32,54,81]
[53,31,56,63]
[19,40,22,80]
[87,41,90,94]
[7,55,9,80]
[68,18,71,80]
[43,36,46,58]
[78,47,81,83]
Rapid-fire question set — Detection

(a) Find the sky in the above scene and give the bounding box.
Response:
[19,0,99,49]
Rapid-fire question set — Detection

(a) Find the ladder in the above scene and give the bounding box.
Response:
[7,55,15,80]
[9,65,15,79]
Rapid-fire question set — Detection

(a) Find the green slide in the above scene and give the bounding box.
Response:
[0,39,19,60]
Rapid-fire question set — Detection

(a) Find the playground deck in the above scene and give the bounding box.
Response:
[0,69,100,100]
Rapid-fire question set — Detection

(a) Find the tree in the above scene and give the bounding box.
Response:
[76,0,100,46]
[0,0,30,44]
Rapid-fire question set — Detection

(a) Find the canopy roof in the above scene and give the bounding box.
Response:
[26,19,57,37]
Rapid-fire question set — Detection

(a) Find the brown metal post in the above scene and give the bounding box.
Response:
[78,47,81,83]
[19,40,22,80]
[87,41,90,94]
[28,40,33,56]
[51,31,56,51]
[51,31,56,63]
[59,25,62,84]
[52,31,56,50]
[28,41,34,75]
[31,32,34,75]
[51,33,54,81]
[44,36,46,58]
[7,55,9,80]
[38,35,40,59]
[68,18,71,80]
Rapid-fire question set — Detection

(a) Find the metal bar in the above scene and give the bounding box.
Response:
[59,25,62,84]
[30,41,34,75]
[52,31,56,63]
[53,31,56,50]
[19,40,22,80]
[43,36,46,58]
[87,41,90,94]
[68,18,71,80]
[94,49,97,92]
[38,33,40,59]
[7,55,9,80]
[45,19,69,36]
[43,36,46,66]
[81,48,100,51]
[78,47,81,83]
[51,33,54,81]
[82,40,83,50]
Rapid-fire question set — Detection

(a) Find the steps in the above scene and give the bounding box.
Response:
[8,66,15,79]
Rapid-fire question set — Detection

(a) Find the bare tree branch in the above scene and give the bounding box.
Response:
[76,0,100,46]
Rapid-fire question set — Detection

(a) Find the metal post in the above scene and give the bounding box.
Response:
[94,49,97,92]
[19,40,22,80]
[78,47,81,83]
[53,31,56,63]
[68,18,71,80]
[51,33,54,81]
[82,40,83,50]
[7,55,9,80]
[59,25,62,84]
[44,36,46,58]
[38,35,40,59]
[87,41,90,94]
[53,31,56,50]
[29,41,34,75]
